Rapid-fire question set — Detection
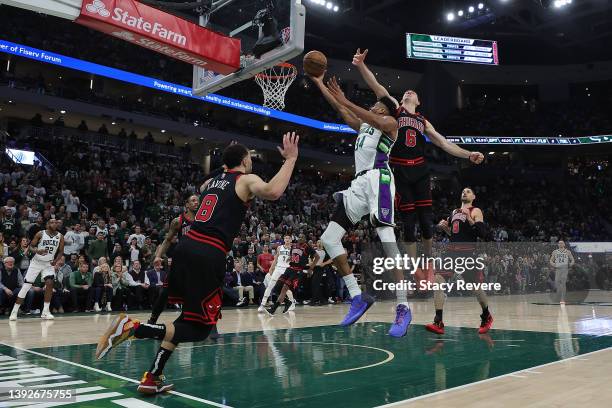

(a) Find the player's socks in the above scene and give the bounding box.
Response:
[134,323,166,340]
[150,346,173,376]
[282,298,294,314]
[396,288,407,303]
[343,274,361,298]
[286,290,295,303]
[9,302,21,320]
[388,302,412,337]
[435,309,443,323]
[41,302,54,320]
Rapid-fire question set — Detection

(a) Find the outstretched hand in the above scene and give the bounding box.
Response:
[278,131,299,161]
[352,48,368,66]
[306,70,326,84]
[326,77,348,104]
[469,152,484,164]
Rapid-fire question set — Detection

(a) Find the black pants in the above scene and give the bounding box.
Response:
[93,286,113,305]
[128,286,144,309]
[112,287,130,310]
[70,287,93,311]
[311,266,328,303]
[148,285,162,308]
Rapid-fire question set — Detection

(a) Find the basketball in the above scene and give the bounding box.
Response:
[303,50,327,77]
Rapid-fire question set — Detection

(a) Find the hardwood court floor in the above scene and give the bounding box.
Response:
[1,291,611,407]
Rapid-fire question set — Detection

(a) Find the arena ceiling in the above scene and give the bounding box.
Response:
[147,0,612,68]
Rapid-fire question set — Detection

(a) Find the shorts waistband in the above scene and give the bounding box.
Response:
[185,230,228,253]
[389,156,425,166]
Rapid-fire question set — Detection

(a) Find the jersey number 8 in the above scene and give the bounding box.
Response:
[195,194,219,223]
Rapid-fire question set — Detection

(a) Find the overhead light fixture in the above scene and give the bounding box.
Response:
[458,10,464,16]
[468,6,475,13]
[478,3,484,9]
[161,129,166,133]
[60,110,66,114]
[447,12,455,21]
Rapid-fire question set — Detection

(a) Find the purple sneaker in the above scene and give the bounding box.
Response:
[388,303,412,338]
[340,294,374,326]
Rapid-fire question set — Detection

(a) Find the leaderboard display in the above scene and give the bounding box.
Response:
[406,33,499,65]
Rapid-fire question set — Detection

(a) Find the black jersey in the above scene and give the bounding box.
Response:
[448,207,478,251]
[187,171,249,252]
[288,243,315,270]
[390,108,428,167]
[177,213,193,239]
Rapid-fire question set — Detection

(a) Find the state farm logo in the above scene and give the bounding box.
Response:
[86,0,110,17]
[84,0,187,46]
[111,31,135,41]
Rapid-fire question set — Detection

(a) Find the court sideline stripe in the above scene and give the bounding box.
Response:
[374,346,612,407]
[0,342,232,408]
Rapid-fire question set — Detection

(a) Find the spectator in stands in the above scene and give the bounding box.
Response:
[92,262,113,312]
[146,261,165,308]
[127,226,146,248]
[228,260,254,307]
[0,233,8,260]
[64,224,84,256]
[77,120,88,131]
[11,237,32,277]
[98,124,109,135]
[51,255,71,314]
[247,261,265,304]
[110,257,129,311]
[257,244,274,275]
[69,262,94,312]
[88,231,109,263]
[0,257,23,315]
[128,260,149,309]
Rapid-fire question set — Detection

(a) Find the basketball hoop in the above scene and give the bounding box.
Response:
[254,62,297,111]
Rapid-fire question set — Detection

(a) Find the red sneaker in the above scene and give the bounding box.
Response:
[478,312,493,334]
[137,371,174,395]
[425,321,445,335]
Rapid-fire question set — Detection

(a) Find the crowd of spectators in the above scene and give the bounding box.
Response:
[0,127,610,315]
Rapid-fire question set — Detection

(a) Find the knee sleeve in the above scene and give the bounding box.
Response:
[17,283,32,299]
[417,207,433,240]
[401,212,417,242]
[321,221,347,260]
[171,320,213,345]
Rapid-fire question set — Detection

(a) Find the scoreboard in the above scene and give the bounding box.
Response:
[406,33,499,65]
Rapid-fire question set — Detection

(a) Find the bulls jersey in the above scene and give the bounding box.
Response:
[390,108,428,168]
[275,244,292,270]
[289,243,315,271]
[188,171,249,252]
[354,123,395,174]
[448,207,478,249]
[33,230,62,263]
[177,213,194,239]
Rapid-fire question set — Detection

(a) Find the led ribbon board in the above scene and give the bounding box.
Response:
[407,33,499,65]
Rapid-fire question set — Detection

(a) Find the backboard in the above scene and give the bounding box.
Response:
[192,0,305,96]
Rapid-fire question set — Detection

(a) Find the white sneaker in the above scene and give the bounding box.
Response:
[9,311,18,321]
[41,312,54,320]
[236,298,246,307]
[257,305,266,313]
[94,303,102,312]
[288,301,296,312]
[106,303,113,312]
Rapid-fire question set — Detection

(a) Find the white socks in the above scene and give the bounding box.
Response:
[343,274,361,298]
[43,302,50,314]
[396,288,407,303]
[286,290,295,302]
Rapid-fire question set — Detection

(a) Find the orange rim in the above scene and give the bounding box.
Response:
[255,62,297,80]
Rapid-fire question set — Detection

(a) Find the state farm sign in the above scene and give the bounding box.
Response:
[77,0,240,74]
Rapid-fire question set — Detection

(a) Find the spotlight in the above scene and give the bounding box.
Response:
[333,5,339,11]
[447,12,455,21]
[468,6,475,13]
[478,3,484,9]
[60,110,66,114]
[326,2,332,9]
[458,10,464,16]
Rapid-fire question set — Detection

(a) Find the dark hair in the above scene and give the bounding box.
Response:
[378,96,398,117]
[222,143,249,168]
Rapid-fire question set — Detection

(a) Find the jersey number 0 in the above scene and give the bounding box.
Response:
[195,194,218,223]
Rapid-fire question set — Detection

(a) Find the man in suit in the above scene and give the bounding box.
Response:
[146,261,166,309]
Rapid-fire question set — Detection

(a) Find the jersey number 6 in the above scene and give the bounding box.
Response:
[404,129,417,147]
[195,194,219,223]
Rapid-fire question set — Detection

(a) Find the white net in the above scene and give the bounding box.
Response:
[254,63,297,111]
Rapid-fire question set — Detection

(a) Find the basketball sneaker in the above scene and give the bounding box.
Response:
[265,302,280,316]
[257,305,266,313]
[388,303,412,338]
[95,313,137,360]
[40,312,54,320]
[137,371,174,395]
[478,312,494,334]
[340,293,374,326]
[282,299,294,314]
[425,320,445,335]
